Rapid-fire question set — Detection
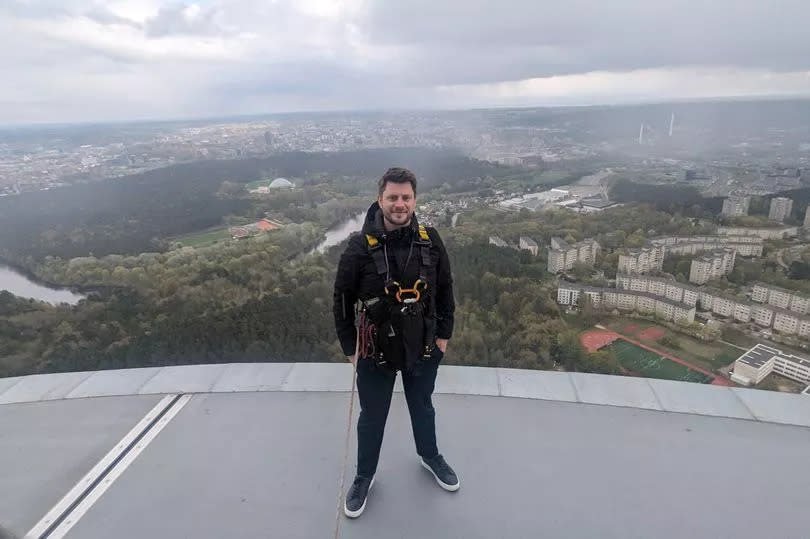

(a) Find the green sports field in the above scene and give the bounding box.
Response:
[171,226,230,247]
[604,339,713,384]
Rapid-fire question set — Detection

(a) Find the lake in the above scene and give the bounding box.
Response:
[0,265,85,305]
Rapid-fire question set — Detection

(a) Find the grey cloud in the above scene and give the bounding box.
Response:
[363,0,810,84]
[2,0,810,124]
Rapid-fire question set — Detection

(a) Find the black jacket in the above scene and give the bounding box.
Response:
[333,202,455,363]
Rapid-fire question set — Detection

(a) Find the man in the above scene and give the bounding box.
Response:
[333,167,458,518]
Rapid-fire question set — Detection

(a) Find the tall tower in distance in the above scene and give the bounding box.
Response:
[768,197,793,222]
[722,196,751,217]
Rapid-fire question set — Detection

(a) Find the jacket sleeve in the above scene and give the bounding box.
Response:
[431,229,455,339]
[333,235,361,356]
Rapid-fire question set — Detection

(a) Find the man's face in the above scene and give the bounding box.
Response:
[378,181,416,230]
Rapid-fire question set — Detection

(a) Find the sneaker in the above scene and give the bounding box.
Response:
[420,454,460,492]
[344,475,375,518]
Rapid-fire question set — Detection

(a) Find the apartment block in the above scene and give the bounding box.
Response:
[616,276,810,340]
[547,237,601,273]
[617,244,665,274]
[519,236,539,256]
[557,283,695,324]
[751,283,810,315]
[721,196,750,217]
[717,226,798,240]
[688,249,735,285]
[768,197,793,222]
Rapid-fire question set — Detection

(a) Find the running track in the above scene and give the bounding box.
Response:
[580,329,733,386]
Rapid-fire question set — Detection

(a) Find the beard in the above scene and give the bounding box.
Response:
[383,209,411,227]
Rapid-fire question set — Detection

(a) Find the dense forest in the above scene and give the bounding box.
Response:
[0,148,508,266]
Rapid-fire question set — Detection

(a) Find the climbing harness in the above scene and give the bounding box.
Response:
[366,224,432,299]
[361,223,436,370]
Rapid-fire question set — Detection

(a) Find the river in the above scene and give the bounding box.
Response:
[312,212,366,254]
[0,265,85,305]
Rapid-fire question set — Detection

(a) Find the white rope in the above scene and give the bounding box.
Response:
[334,336,359,539]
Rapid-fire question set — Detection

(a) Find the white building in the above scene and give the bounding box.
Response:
[731,343,810,386]
[651,235,761,246]
[519,237,539,256]
[557,287,580,306]
[688,249,735,285]
[557,284,695,324]
[616,275,810,339]
[489,236,509,248]
[547,237,600,273]
[804,207,810,229]
[617,244,665,274]
[721,196,750,217]
[616,273,701,308]
[751,283,810,315]
[651,235,764,258]
[751,304,775,327]
[768,197,794,222]
[771,309,810,338]
[717,226,798,240]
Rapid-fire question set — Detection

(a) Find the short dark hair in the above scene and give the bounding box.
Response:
[378,167,417,197]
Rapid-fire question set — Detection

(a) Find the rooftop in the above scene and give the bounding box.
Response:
[488,236,508,248]
[735,343,810,370]
[607,289,694,310]
[616,273,701,293]
[579,198,616,209]
[559,283,694,310]
[752,281,809,297]
[622,245,661,256]
[519,236,538,247]
[650,235,762,245]
[2,363,810,538]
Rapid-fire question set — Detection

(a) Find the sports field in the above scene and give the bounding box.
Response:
[172,227,230,247]
[603,339,713,384]
[604,318,741,371]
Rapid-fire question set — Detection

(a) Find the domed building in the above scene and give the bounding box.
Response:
[269,177,293,189]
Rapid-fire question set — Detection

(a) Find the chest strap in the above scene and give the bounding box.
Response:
[366,224,433,300]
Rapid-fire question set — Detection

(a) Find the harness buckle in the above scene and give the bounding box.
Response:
[391,278,427,304]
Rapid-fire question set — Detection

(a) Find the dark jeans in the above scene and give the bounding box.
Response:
[355,346,443,478]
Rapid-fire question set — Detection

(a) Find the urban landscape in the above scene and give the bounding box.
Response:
[3,101,810,396]
[3,0,810,536]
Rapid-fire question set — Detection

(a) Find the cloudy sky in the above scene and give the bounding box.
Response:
[2,0,810,124]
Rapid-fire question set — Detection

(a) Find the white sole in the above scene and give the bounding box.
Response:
[344,477,375,518]
[420,458,460,492]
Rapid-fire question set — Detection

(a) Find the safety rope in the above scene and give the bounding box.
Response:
[357,311,377,359]
[334,331,359,539]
